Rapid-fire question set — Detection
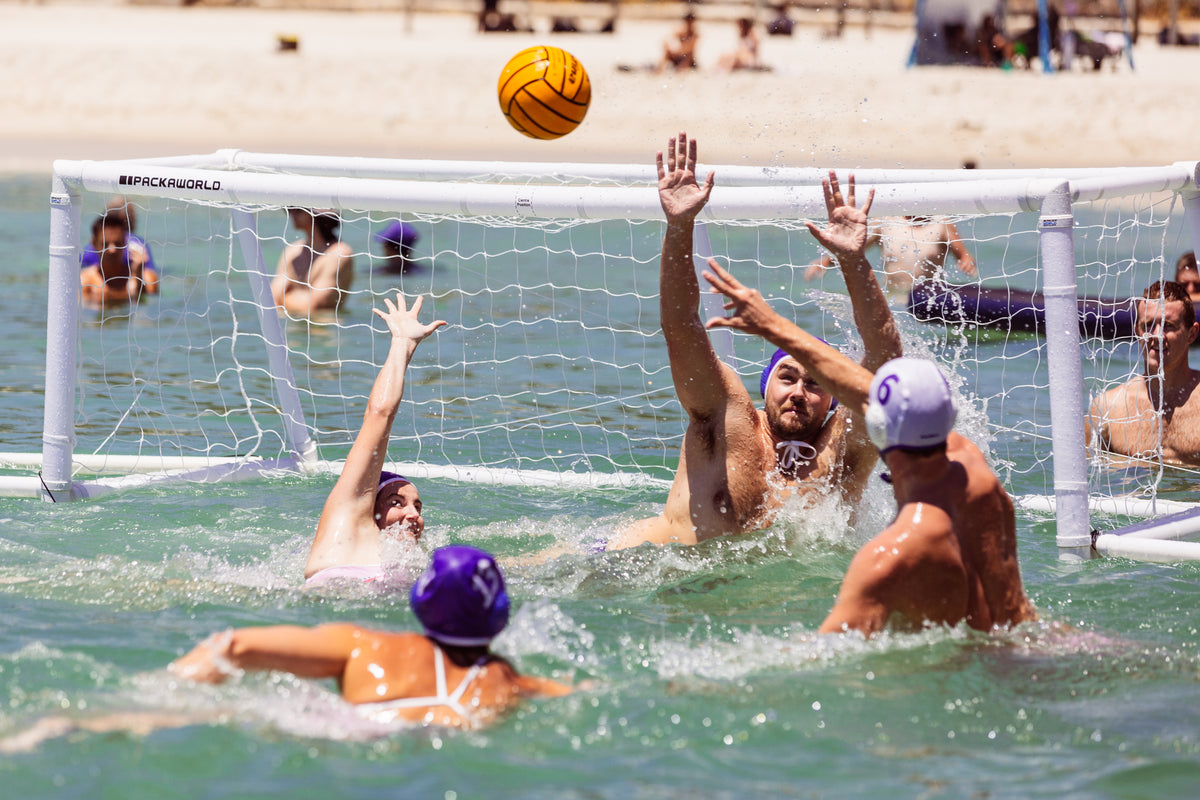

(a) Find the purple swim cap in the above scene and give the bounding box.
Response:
[410,546,510,647]
[374,220,419,249]
[378,470,413,494]
[759,346,838,412]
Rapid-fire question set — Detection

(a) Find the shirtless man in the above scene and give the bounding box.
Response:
[1087,280,1200,467]
[304,292,445,585]
[806,215,976,304]
[271,208,355,315]
[609,133,901,549]
[80,211,148,307]
[702,264,1037,635]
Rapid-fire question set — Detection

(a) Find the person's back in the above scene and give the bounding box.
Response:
[339,629,561,728]
[273,208,354,314]
[815,358,1035,636]
[893,433,1031,630]
[875,217,975,301]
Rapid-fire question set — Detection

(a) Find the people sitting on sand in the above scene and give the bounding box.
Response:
[271,208,354,315]
[976,14,1014,67]
[304,292,445,586]
[607,133,901,549]
[700,266,1038,636]
[80,211,151,307]
[806,216,976,306]
[717,18,762,72]
[660,12,699,71]
[1087,280,1200,467]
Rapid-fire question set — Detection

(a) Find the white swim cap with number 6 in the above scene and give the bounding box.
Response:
[865,357,957,454]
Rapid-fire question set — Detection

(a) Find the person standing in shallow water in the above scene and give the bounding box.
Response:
[271,208,354,315]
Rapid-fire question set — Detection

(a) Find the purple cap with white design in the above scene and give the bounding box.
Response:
[410,546,510,647]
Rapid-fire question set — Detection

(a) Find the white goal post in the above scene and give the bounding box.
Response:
[9,150,1200,560]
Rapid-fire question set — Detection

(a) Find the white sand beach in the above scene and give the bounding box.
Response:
[0,1,1196,172]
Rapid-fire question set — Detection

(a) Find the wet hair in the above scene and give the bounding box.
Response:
[1140,281,1196,330]
[312,211,341,242]
[289,208,341,242]
[91,211,130,246]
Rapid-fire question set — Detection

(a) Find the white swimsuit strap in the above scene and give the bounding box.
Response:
[355,647,486,721]
[434,646,448,698]
[445,661,485,713]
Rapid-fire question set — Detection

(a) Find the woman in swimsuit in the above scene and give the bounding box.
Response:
[304,292,444,585]
[172,546,572,728]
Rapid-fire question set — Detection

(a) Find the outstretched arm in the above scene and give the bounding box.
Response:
[805,173,901,373]
[704,261,873,415]
[170,623,361,684]
[656,132,739,421]
[305,293,445,577]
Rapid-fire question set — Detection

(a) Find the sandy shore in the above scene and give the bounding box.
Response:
[0,2,1196,173]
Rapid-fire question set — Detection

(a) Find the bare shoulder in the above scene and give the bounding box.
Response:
[854,501,955,577]
[946,433,1007,497]
[1183,369,1200,406]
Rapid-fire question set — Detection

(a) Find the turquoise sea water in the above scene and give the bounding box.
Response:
[2,173,1200,798]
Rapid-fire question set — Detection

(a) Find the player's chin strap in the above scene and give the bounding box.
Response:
[776,440,818,471]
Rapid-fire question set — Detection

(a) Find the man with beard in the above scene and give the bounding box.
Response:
[609,133,902,549]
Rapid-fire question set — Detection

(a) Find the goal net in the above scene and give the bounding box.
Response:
[16,152,1200,555]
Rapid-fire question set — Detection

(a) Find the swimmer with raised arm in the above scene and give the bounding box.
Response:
[702,266,1037,635]
[304,292,445,585]
[173,546,571,728]
[609,133,901,549]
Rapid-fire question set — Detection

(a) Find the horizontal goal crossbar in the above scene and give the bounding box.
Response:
[53,159,1200,221]
[107,149,1200,190]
